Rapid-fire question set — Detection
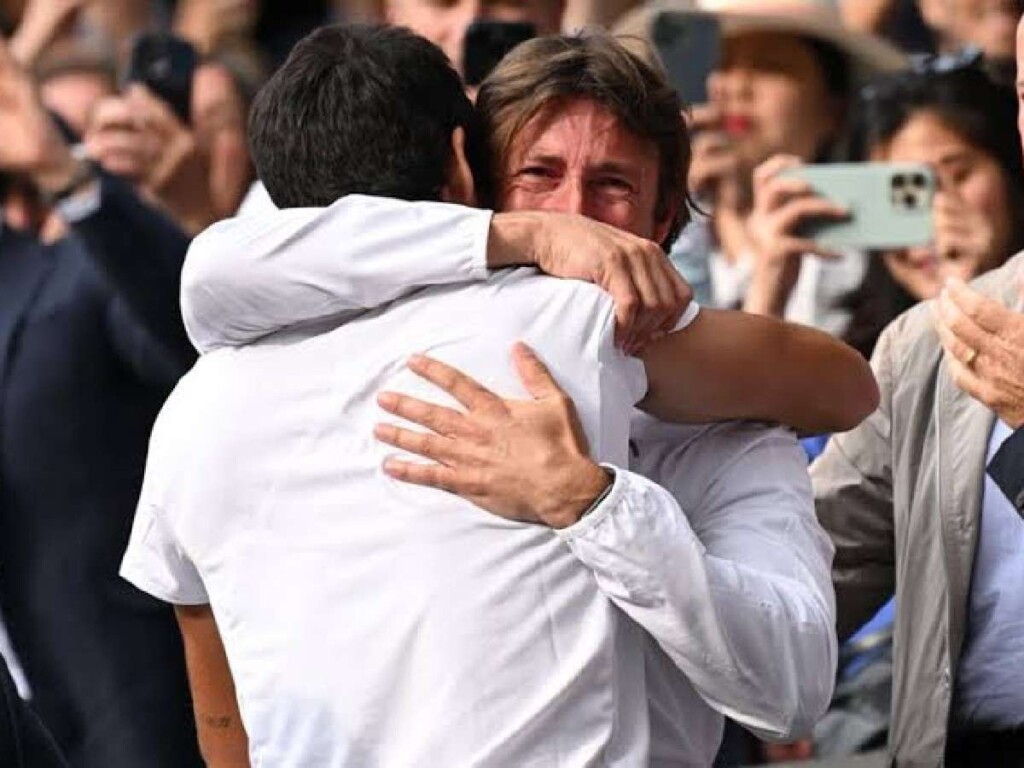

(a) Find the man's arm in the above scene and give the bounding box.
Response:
[811,318,899,641]
[373,354,836,739]
[182,196,689,354]
[175,605,249,768]
[639,308,879,434]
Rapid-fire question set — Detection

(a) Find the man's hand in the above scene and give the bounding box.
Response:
[374,343,611,529]
[934,277,1024,428]
[0,31,80,193]
[489,212,693,355]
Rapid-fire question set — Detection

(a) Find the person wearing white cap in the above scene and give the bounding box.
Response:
[617,0,906,335]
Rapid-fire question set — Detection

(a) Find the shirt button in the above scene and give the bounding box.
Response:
[942,668,951,688]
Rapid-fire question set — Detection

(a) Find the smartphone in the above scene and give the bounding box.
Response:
[124,33,198,124]
[651,11,720,107]
[463,20,536,87]
[779,163,936,250]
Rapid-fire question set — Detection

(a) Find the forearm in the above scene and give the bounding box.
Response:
[175,605,249,768]
[558,467,836,739]
[68,174,196,366]
[182,195,491,352]
[639,308,879,433]
[839,0,899,32]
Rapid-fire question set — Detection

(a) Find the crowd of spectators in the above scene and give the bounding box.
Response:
[0,0,1022,766]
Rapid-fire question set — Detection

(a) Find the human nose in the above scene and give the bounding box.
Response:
[543,176,587,216]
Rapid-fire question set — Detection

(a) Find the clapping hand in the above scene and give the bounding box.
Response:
[934,276,1024,428]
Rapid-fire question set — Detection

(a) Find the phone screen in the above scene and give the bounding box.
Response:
[652,12,720,107]
[124,33,198,124]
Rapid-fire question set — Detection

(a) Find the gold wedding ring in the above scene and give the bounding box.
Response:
[964,347,978,368]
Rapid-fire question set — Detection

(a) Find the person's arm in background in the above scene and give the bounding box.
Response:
[8,0,84,66]
[175,605,249,768]
[811,316,900,641]
[0,34,196,368]
[372,350,836,740]
[839,0,900,33]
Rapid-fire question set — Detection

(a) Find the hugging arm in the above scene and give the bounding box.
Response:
[175,605,249,767]
[375,354,836,739]
[184,199,876,432]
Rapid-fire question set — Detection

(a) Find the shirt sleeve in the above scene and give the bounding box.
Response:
[181,194,492,353]
[120,504,209,606]
[988,425,1024,516]
[556,421,836,741]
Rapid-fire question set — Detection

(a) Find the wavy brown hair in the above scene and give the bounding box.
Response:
[476,32,692,248]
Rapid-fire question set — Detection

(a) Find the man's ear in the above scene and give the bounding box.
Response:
[441,126,477,207]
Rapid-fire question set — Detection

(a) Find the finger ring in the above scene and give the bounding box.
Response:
[964,347,978,367]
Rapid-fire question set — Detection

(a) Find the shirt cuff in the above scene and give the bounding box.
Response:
[556,463,628,541]
[462,208,492,281]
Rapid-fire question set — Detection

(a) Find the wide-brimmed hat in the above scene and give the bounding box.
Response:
[614,0,907,85]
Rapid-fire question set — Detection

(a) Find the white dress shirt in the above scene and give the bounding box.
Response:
[165,197,838,765]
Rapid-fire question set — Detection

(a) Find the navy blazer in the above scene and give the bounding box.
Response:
[0,176,201,767]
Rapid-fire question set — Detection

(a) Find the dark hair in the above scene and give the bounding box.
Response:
[855,60,1024,192]
[476,32,691,247]
[804,37,850,99]
[248,23,481,208]
[841,60,1024,356]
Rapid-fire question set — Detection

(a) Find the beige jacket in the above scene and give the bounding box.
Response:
[811,251,1024,766]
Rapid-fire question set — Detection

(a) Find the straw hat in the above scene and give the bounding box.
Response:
[613,0,907,84]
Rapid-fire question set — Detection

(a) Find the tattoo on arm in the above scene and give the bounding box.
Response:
[198,712,236,730]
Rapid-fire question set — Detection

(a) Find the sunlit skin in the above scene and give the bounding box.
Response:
[933,0,1023,60]
[497,97,673,244]
[40,71,114,137]
[192,63,252,218]
[709,31,842,172]
[384,0,563,75]
[875,110,1014,300]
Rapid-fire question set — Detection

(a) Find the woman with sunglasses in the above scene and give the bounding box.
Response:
[743,50,1024,358]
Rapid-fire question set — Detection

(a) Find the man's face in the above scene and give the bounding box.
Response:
[385,0,563,75]
[497,98,670,243]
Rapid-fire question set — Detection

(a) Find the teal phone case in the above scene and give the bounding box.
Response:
[779,163,935,250]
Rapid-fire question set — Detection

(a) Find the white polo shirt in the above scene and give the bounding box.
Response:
[122,266,682,766]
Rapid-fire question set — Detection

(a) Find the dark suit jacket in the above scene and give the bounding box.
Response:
[0,175,201,767]
[990,427,1024,516]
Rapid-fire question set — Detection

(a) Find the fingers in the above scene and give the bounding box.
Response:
[775,196,847,234]
[685,103,721,133]
[381,458,459,494]
[377,391,471,437]
[936,285,989,352]
[373,422,461,466]
[753,154,804,191]
[934,304,979,368]
[407,354,503,413]
[944,278,1008,334]
[511,343,564,399]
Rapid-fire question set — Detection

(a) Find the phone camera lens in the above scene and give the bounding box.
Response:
[902,192,918,209]
[892,174,907,189]
[910,173,927,188]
